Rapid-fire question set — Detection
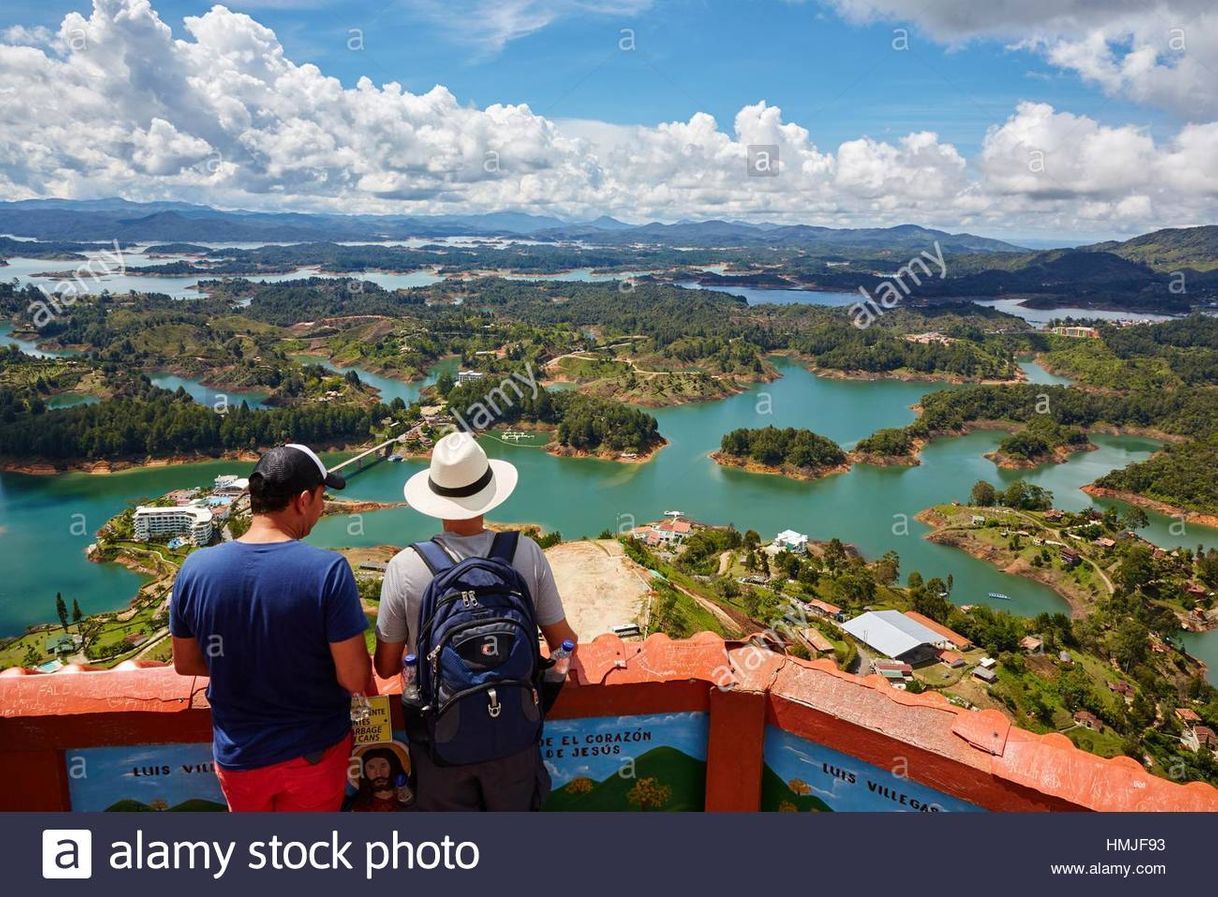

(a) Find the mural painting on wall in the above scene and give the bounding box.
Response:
[761,727,984,812]
[67,743,226,811]
[343,695,413,812]
[541,712,709,811]
[66,705,709,812]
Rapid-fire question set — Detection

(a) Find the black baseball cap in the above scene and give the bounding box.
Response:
[251,443,346,493]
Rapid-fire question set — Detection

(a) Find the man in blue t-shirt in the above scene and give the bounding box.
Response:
[170,443,370,812]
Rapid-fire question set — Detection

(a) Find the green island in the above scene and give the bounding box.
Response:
[1089,438,1218,526]
[986,416,1096,468]
[714,426,849,480]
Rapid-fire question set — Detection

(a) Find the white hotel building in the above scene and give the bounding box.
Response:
[133,505,214,546]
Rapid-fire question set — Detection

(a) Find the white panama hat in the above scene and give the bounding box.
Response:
[403,431,518,520]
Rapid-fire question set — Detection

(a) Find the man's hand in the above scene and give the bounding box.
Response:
[330,633,373,694]
[171,636,209,677]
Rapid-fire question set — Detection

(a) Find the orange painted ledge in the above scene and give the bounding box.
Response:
[2,633,1217,813]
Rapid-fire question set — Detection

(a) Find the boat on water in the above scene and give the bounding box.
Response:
[663,510,684,518]
[988,592,1011,600]
[501,430,529,441]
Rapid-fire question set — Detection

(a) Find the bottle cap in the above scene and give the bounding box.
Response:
[404,653,417,665]
[394,773,407,786]
[561,640,575,651]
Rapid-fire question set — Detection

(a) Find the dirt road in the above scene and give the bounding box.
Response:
[545,539,651,639]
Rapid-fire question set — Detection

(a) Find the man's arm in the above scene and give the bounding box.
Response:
[171,636,209,677]
[530,539,577,652]
[373,559,408,679]
[540,618,578,653]
[374,638,406,680]
[168,572,207,676]
[323,558,371,693]
[330,634,373,694]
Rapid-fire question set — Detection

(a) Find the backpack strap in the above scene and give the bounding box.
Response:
[489,530,520,564]
[411,539,457,576]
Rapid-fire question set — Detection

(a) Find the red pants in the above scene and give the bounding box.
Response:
[215,733,353,812]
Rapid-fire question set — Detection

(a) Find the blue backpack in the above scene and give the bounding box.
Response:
[411,531,544,766]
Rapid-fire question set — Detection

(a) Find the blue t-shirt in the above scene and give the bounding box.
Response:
[170,539,368,770]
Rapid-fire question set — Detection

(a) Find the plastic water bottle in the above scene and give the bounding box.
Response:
[349,693,371,723]
[546,640,575,683]
[402,653,420,704]
[394,772,413,805]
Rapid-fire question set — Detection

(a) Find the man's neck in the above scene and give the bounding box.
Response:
[442,516,486,537]
[239,515,302,543]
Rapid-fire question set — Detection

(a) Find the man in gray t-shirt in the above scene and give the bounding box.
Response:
[374,432,577,811]
[376,530,568,656]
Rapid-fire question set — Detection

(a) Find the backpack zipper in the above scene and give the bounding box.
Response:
[417,585,534,646]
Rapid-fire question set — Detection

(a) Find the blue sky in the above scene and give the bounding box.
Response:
[0,1,1214,238]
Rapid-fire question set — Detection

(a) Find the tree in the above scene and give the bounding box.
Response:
[1115,507,1144,528]
[1001,479,1053,511]
[1194,548,1218,589]
[837,565,876,604]
[55,592,68,633]
[797,562,820,590]
[1110,619,1150,671]
[788,778,812,796]
[970,480,997,507]
[874,550,900,585]
[912,581,952,623]
[627,777,672,811]
[823,538,847,574]
[1115,543,1155,594]
[71,599,83,630]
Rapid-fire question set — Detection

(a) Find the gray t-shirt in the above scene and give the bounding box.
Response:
[376,531,566,655]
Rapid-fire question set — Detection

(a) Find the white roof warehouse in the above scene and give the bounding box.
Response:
[841,610,946,661]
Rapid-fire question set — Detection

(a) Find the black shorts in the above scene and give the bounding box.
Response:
[409,743,550,812]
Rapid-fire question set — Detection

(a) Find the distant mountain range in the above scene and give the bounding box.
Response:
[1086,226,1218,272]
[0,198,1019,253]
[4,200,1217,312]
[535,219,1023,253]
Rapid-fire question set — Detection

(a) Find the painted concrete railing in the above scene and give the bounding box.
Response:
[2,632,1216,812]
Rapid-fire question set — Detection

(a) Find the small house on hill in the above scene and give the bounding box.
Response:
[1073,710,1103,732]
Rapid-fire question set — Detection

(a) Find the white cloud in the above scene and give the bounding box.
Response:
[400,0,654,53]
[0,0,1215,237]
[819,0,1218,117]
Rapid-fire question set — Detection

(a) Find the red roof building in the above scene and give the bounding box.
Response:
[1108,681,1134,698]
[1019,636,1043,654]
[802,629,835,654]
[1073,710,1103,731]
[1184,726,1218,752]
[807,599,844,620]
[904,611,972,650]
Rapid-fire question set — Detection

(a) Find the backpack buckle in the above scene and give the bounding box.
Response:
[487,688,501,718]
